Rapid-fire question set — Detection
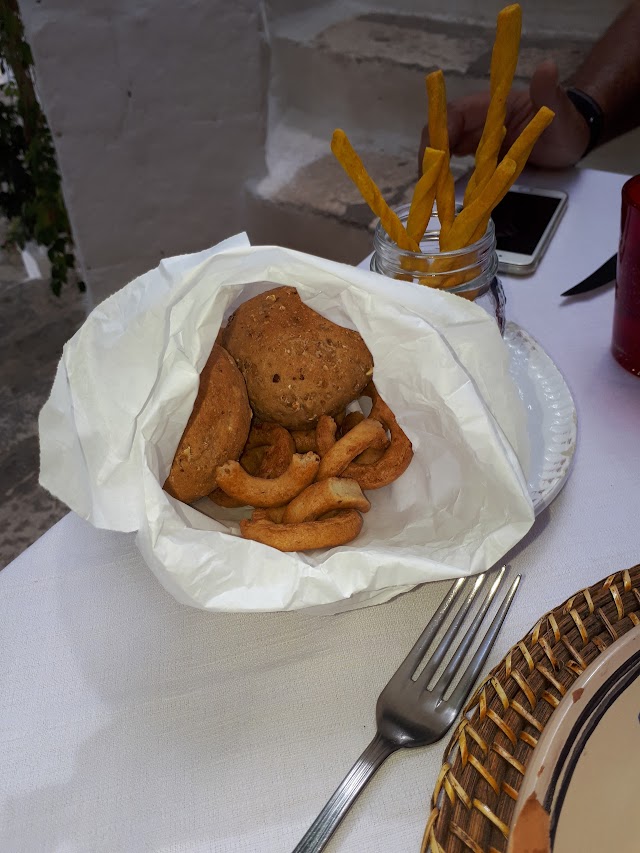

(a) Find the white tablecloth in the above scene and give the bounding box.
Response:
[1,168,639,853]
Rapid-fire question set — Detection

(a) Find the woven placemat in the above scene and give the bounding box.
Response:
[422,563,640,853]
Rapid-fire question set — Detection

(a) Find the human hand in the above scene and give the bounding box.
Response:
[420,60,590,172]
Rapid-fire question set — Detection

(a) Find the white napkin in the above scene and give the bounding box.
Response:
[39,234,533,613]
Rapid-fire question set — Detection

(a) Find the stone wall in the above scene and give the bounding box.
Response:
[266,0,627,38]
[16,0,629,306]
[17,0,269,307]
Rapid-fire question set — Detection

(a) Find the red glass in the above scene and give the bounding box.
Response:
[612,174,640,376]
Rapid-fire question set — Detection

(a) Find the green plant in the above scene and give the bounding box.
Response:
[0,0,83,295]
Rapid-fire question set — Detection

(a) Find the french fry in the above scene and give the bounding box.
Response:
[497,106,555,200]
[425,71,456,236]
[406,148,444,245]
[435,155,516,290]
[468,106,555,242]
[464,4,522,205]
[331,129,419,252]
[442,157,517,252]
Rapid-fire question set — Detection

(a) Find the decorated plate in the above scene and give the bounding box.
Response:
[509,625,640,853]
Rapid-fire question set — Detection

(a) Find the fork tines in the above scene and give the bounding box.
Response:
[398,567,520,708]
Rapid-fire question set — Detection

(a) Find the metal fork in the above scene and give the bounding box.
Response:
[292,566,520,853]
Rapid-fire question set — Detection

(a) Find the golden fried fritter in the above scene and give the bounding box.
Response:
[164,344,251,502]
[222,287,373,429]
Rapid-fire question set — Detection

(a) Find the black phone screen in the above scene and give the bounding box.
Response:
[492,190,562,255]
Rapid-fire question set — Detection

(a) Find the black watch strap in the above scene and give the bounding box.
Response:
[566,87,604,158]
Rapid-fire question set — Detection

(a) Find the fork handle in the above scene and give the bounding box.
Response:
[292,732,396,853]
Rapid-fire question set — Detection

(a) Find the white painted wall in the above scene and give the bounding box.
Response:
[17,0,269,306]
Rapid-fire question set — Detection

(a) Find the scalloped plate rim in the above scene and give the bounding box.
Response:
[505,321,577,516]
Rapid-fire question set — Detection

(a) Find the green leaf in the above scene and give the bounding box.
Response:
[0,1,79,295]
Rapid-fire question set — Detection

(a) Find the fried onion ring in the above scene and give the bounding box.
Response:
[211,441,279,507]
[209,488,247,508]
[243,422,295,479]
[316,414,338,457]
[343,385,413,489]
[214,452,320,507]
[341,411,365,434]
[290,428,318,454]
[283,477,370,523]
[352,446,386,465]
[239,445,266,476]
[240,510,363,552]
[210,443,263,507]
[251,506,287,523]
[316,418,388,481]
[341,409,390,464]
[244,422,292,453]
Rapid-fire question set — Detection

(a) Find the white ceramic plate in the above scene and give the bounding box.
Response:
[504,322,577,515]
[303,324,577,614]
[509,625,640,853]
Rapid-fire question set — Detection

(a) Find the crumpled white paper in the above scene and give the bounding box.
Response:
[39,234,534,613]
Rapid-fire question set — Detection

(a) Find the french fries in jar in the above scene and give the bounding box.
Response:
[331,2,555,306]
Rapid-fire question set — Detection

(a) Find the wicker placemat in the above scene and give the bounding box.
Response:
[422,563,640,853]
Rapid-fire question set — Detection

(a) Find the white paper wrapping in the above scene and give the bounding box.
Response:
[39,234,534,612]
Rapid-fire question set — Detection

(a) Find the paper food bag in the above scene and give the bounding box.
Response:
[39,234,533,613]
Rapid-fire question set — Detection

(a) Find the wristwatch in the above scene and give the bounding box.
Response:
[566,87,604,157]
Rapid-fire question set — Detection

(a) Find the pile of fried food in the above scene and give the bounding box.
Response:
[163,286,413,552]
[331,3,554,271]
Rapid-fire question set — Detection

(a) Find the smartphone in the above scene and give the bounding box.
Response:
[492,185,568,275]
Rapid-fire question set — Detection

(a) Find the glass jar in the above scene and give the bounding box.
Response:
[370,202,506,334]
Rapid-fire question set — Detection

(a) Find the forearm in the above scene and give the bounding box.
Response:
[570,0,640,142]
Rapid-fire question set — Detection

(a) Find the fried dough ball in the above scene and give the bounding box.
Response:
[222,286,374,430]
[164,344,252,503]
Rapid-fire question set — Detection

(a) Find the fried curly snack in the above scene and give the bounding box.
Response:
[209,489,247,508]
[291,429,318,453]
[251,506,287,523]
[318,411,390,459]
[338,410,389,464]
[316,414,339,457]
[318,412,390,457]
[214,452,320,508]
[317,418,389,481]
[244,422,295,478]
[240,510,363,552]
[331,129,419,252]
[342,385,414,490]
[341,411,366,434]
[210,424,295,508]
[239,445,266,476]
[210,447,264,507]
[282,477,370,524]
[352,446,386,466]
